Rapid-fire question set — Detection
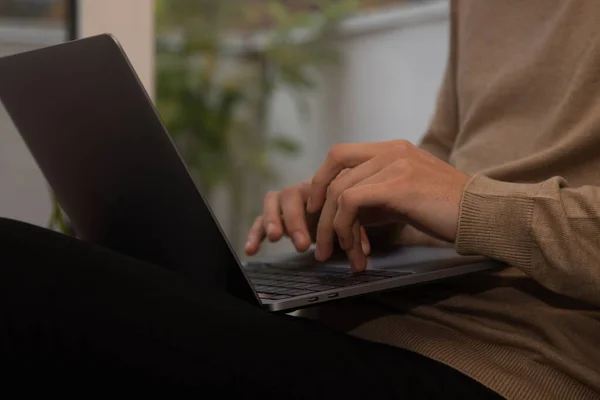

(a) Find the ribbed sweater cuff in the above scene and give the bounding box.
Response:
[456,175,535,270]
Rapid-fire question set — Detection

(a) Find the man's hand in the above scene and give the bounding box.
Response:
[245,179,372,256]
[307,140,470,272]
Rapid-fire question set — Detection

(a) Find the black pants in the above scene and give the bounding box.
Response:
[0,217,503,398]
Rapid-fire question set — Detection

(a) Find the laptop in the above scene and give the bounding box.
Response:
[0,34,501,312]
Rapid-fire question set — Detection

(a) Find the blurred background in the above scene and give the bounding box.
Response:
[0,0,448,258]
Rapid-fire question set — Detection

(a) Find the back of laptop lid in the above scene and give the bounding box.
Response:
[0,34,258,304]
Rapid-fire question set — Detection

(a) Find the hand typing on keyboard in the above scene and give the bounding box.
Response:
[305,141,469,272]
[246,140,469,273]
[244,174,373,258]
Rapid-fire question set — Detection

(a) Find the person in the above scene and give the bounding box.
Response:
[0,1,598,398]
[246,1,600,398]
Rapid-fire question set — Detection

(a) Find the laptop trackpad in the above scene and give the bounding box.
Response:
[264,246,486,273]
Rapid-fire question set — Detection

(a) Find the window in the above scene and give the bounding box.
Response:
[0,0,75,56]
[0,0,66,20]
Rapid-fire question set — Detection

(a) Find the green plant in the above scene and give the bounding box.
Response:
[48,191,69,233]
[155,0,357,251]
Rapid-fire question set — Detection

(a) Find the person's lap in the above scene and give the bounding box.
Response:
[0,217,501,398]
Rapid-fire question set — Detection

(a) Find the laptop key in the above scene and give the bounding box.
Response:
[250,278,278,287]
[284,282,312,289]
[291,276,322,284]
[262,286,291,295]
[279,276,309,283]
[254,285,285,294]
[251,278,314,289]
[274,280,318,290]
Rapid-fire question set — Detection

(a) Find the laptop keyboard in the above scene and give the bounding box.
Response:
[245,263,411,300]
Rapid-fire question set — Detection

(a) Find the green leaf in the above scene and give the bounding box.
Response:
[267,0,291,26]
[267,136,301,154]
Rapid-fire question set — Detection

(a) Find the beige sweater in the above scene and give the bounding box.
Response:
[314,1,600,399]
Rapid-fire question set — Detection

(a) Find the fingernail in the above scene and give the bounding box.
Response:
[315,245,323,260]
[306,197,313,212]
[267,223,276,236]
[362,241,370,255]
[350,251,366,273]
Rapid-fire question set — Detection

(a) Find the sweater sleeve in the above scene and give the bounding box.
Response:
[456,174,600,307]
[418,0,459,162]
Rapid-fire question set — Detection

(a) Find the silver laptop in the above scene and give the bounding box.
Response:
[0,34,501,312]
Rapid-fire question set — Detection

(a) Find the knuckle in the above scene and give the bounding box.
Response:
[263,215,276,226]
[395,139,411,149]
[391,139,413,154]
[265,190,280,201]
[392,159,414,178]
[310,174,323,186]
[299,180,312,192]
[327,181,343,199]
[327,144,346,163]
[285,210,305,227]
[249,218,264,238]
[333,218,344,233]
[280,185,297,199]
[338,191,355,209]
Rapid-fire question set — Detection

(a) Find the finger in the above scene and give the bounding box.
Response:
[245,216,266,255]
[339,221,367,273]
[307,142,393,213]
[337,168,352,178]
[298,179,313,201]
[280,188,312,252]
[315,159,384,261]
[263,191,284,242]
[335,182,393,252]
[334,168,395,257]
[360,226,371,255]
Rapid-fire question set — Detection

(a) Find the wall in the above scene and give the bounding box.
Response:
[260,0,450,256]
[78,0,155,97]
[335,4,449,144]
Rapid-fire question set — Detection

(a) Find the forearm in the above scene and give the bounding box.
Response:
[456,175,600,306]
